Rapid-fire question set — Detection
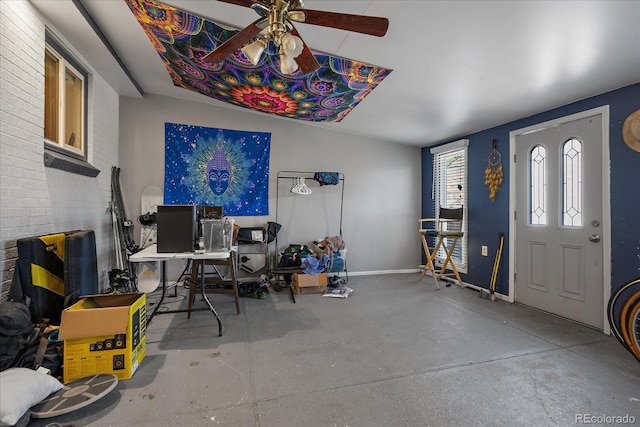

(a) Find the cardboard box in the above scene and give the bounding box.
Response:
[293,273,328,295]
[59,293,146,383]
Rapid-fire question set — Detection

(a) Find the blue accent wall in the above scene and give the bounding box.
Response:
[422,83,640,295]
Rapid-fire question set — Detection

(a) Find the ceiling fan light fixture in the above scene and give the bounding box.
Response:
[280,33,303,58]
[241,38,267,65]
[280,52,299,74]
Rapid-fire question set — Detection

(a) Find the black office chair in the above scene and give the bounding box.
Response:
[419,206,465,289]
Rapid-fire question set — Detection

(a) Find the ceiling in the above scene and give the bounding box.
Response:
[31,0,640,147]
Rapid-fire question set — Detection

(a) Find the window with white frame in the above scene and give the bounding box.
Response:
[44,37,86,156]
[430,139,468,272]
[43,32,98,176]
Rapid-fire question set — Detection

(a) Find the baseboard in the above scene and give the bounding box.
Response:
[344,269,420,276]
[463,282,508,301]
[320,269,509,301]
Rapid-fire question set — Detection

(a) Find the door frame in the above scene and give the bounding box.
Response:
[508,105,611,333]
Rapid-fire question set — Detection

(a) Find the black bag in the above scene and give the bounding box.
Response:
[237,222,282,244]
[237,227,265,244]
[0,302,40,371]
[266,222,281,244]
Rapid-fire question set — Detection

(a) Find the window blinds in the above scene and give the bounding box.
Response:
[430,140,468,271]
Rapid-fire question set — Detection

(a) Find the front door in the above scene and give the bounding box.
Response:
[514,112,605,329]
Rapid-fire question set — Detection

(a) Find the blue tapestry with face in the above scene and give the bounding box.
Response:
[164,122,270,216]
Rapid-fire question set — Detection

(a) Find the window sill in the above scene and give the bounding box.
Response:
[44,147,100,177]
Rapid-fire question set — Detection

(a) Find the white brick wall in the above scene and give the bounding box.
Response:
[0,1,119,299]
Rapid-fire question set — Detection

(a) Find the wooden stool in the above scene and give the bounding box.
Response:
[188,255,240,318]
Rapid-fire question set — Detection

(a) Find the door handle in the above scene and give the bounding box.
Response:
[588,234,601,243]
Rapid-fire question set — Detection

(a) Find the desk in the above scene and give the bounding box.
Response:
[129,245,233,336]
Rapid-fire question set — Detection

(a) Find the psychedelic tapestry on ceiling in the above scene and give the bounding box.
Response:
[164,122,270,216]
[125,0,392,122]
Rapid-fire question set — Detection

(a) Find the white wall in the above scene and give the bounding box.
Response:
[119,94,422,274]
[0,1,119,298]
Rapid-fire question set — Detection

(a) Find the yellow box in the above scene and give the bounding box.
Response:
[59,293,146,383]
[293,273,328,294]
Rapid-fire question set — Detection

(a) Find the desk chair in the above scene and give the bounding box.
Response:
[419,206,465,289]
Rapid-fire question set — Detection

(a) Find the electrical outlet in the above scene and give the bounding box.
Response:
[481,245,488,257]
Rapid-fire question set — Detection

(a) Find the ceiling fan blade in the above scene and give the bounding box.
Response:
[289,8,389,37]
[215,0,259,8]
[290,25,321,74]
[216,0,271,16]
[203,18,267,64]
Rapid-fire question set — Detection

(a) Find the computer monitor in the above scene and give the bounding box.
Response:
[156,204,195,253]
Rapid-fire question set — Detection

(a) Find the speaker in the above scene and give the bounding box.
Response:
[113,354,125,371]
[156,205,196,253]
[114,334,126,349]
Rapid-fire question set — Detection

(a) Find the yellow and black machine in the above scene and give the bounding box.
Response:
[10,230,99,325]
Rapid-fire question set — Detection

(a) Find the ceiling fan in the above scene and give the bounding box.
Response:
[203,0,389,74]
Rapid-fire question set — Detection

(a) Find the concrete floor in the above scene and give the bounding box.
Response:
[30,274,640,426]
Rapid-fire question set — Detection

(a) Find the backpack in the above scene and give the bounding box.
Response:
[0,302,40,372]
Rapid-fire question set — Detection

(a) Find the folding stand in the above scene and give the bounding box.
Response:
[419,207,465,288]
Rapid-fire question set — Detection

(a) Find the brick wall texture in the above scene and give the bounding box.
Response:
[0,1,119,300]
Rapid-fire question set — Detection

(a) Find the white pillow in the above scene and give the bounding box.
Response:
[0,368,63,426]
